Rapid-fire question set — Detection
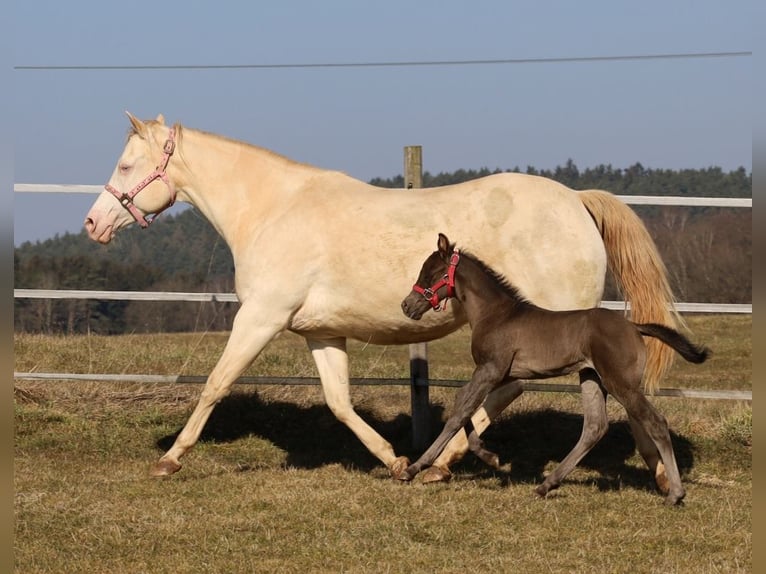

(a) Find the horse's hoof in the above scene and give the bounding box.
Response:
[389,456,411,481]
[150,457,182,477]
[655,462,670,495]
[420,465,452,484]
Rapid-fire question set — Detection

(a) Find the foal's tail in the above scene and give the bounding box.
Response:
[579,189,683,393]
[636,323,710,364]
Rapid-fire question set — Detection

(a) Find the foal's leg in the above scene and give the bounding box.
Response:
[398,363,504,481]
[536,369,609,497]
[421,379,523,483]
[628,415,669,495]
[307,337,409,478]
[151,302,288,476]
[609,384,685,505]
[466,422,501,468]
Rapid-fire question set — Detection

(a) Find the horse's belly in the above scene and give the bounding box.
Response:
[510,358,594,380]
[288,301,467,344]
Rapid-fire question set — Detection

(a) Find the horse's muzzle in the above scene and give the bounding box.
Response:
[401,295,426,321]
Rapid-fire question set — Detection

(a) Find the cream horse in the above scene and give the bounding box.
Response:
[85,113,679,485]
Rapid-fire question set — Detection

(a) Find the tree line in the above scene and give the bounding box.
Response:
[14,161,751,334]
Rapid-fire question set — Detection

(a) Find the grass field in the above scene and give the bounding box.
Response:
[14,315,751,573]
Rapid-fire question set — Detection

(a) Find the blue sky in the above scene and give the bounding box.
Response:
[13,1,752,245]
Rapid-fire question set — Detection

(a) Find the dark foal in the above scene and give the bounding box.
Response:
[400,234,709,505]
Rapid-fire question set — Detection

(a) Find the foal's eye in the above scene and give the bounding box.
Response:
[119,164,132,174]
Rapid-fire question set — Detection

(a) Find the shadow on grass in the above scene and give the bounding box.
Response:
[157,392,694,493]
[467,407,695,493]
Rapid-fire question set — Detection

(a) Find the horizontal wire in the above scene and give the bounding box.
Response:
[14,50,751,71]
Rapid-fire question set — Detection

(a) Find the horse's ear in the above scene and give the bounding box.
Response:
[155,114,165,125]
[437,233,451,257]
[125,111,148,138]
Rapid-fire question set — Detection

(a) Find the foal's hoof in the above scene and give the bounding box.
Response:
[389,456,411,481]
[420,465,452,484]
[534,479,560,498]
[150,457,182,477]
[395,468,417,482]
[396,464,425,482]
[664,491,686,506]
[477,451,501,470]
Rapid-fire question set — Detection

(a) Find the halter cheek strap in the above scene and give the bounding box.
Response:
[412,250,460,311]
[104,128,177,228]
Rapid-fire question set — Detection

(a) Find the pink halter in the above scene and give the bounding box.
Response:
[104,128,177,228]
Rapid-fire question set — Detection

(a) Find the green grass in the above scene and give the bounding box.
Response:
[14,315,751,573]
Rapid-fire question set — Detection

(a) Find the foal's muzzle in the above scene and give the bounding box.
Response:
[401,294,428,320]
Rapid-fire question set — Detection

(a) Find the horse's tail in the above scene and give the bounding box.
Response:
[636,323,710,364]
[579,189,683,393]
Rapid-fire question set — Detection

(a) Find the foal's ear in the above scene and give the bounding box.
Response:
[437,233,452,257]
[155,114,166,125]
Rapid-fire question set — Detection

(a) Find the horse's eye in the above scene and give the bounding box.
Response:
[119,164,131,174]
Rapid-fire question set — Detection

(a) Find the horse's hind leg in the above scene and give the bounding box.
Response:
[536,369,609,497]
[307,337,408,478]
[422,379,523,483]
[628,415,669,495]
[610,384,685,505]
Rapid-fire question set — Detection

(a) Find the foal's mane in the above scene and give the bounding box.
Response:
[458,250,533,308]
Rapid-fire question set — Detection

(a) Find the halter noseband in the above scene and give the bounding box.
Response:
[104,127,177,228]
[412,250,460,311]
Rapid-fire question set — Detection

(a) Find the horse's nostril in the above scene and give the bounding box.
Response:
[84,217,94,231]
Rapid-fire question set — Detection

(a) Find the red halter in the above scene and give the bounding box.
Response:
[412,250,460,311]
[104,128,177,228]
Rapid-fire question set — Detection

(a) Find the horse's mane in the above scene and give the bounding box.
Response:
[459,249,534,308]
[180,125,322,170]
[127,120,321,171]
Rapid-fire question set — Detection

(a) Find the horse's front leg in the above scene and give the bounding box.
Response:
[420,379,523,483]
[399,363,504,481]
[307,337,409,478]
[151,302,288,476]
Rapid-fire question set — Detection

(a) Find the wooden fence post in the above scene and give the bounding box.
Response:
[404,145,431,451]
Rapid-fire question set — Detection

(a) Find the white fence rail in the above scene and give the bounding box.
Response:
[12,288,752,314]
[13,183,754,208]
[14,184,752,402]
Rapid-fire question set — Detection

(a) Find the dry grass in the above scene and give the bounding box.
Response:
[14,315,751,573]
